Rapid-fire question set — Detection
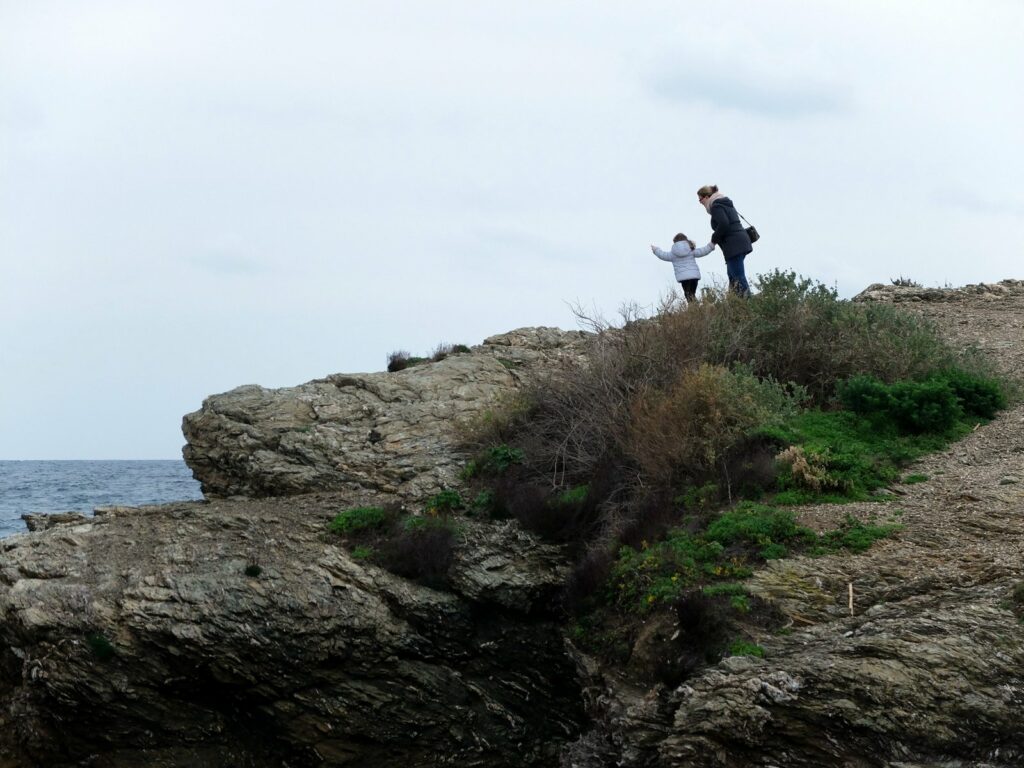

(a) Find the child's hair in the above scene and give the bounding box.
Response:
[673,233,696,249]
[696,184,719,198]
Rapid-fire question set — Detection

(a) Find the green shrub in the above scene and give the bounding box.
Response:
[903,474,928,484]
[462,444,525,479]
[705,503,816,560]
[935,369,1006,418]
[386,350,428,372]
[840,370,1005,435]
[887,379,961,433]
[554,484,590,506]
[330,506,390,534]
[425,489,464,516]
[350,546,374,560]
[470,489,496,515]
[677,482,720,511]
[839,375,961,434]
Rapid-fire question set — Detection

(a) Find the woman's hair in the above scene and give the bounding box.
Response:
[696,184,719,198]
[673,233,696,249]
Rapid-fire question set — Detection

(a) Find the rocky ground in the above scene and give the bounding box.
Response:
[1,281,1022,767]
[0,492,583,767]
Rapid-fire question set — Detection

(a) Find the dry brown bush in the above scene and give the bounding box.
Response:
[775,445,831,492]
[626,364,779,490]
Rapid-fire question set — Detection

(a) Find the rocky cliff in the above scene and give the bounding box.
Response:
[2,283,1024,767]
[181,327,590,499]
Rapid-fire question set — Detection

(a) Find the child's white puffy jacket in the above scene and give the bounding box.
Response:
[653,241,715,281]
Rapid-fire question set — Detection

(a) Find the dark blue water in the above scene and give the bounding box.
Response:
[0,461,204,537]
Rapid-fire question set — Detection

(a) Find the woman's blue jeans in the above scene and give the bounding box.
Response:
[725,256,750,297]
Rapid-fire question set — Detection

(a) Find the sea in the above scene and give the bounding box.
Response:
[0,460,204,538]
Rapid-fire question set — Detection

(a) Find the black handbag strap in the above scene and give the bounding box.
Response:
[737,210,755,228]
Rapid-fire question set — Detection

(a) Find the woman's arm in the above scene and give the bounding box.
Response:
[710,206,730,241]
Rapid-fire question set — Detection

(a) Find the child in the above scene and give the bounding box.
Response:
[650,233,715,303]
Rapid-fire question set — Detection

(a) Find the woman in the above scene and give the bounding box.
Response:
[697,184,752,297]
[650,233,715,303]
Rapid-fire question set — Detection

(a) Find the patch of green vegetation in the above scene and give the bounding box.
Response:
[605,500,900,614]
[839,371,1005,434]
[350,546,374,560]
[701,582,748,598]
[705,503,817,560]
[676,482,719,511]
[608,531,747,613]
[86,632,116,661]
[903,474,929,484]
[814,514,901,554]
[461,444,525,479]
[729,594,751,612]
[470,489,495,515]
[727,640,765,658]
[554,484,589,506]
[425,489,464,516]
[762,408,969,499]
[329,506,390,534]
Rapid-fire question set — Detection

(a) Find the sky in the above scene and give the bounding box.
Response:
[2,0,1022,460]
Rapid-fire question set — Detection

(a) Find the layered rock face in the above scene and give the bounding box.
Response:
[0,495,583,767]
[182,327,590,499]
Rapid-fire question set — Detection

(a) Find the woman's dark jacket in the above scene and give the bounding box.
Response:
[709,197,753,259]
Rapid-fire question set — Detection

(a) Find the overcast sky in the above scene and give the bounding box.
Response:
[2,1,1022,459]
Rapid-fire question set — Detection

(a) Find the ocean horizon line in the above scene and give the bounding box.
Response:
[0,458,187,463]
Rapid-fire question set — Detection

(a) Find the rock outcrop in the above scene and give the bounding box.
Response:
[182,328,590,499]
[4,284,1024,767]
[0,493,583,767]
[852,278,1024,303]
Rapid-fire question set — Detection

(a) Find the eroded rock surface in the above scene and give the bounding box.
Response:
[182,327,590,499]
[0,494,583,767]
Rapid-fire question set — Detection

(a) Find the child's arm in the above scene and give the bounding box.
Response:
[650,244,673,261]
[692,242,715,258]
